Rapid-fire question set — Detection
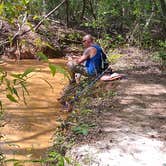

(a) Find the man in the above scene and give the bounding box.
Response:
[67,34,106,83]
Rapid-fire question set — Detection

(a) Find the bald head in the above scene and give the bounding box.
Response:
[83,34,93,42]
[82,34,94,47]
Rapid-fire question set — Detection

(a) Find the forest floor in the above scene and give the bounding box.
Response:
[61,46,166,166]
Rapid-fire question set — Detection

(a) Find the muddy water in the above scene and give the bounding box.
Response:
[0,59,68,165]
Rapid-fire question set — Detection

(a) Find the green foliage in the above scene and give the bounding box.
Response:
[97,34,111,50]
[108,53,123,64]
[36,51,49,62]
[158,51,166,62]
[47,151,71,166]
[158,40,166,49]
[49,64,70,80]
[72,124,89,135]
[1,0,43,22]
[1,0,165,49]
[4,151,72,166]
[97,34,125,51]
[72,123,95,136]
[153,51,166,65]
[80,109,93,116]
[0,67,35,108]
[67,32,81,41]
[152,40,166,65]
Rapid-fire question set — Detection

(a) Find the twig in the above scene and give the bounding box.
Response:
[21,0,66,36]
[0,0,67,47]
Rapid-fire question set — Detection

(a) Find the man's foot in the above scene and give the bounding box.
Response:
[75,73,81,84]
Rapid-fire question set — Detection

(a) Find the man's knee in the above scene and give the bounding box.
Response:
[67,61,77,70]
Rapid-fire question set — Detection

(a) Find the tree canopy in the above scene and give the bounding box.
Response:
[0,0,165,48]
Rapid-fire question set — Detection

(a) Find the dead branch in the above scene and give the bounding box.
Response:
[0,0,67,47]
[34,0,66,31]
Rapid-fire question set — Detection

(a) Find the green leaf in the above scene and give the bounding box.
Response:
[57,156,64,166]
[49,64,56,76]
[11,73,22,79]
[12,87,19,98]
[44,42,55,50]
[52,65,70,79]
[6,94,18,103]
[49,151,58,158]
[36,52,48,62]
[22,68,35,77]
[26,21,34,31]
[72,125,89,135]
[33,15,39,20]
[64,157,71,164]
[5,78,10,87]
[82,129,88,135]
[20,82,29,95]
[5,159,19,163]
[22,0,30,5]
[5,78,13,92]
[0,3,4,15]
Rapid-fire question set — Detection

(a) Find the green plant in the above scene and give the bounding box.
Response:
[158,51,166,62]
[152,51,166,65]
[108,52,123,64]
[0,67,35,108]
[53,133,69,155]
[72,124,89,135]
[72,123,95,136]
[4,151,71,166]
[96,34,111,50]
[67,33,81,41]
[80,109,93,116]
[48,151,71,166]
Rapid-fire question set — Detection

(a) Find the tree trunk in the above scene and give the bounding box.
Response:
[159,0,166,33]
[65,0,69,27]
[81,0,86,21]
[159,0,166,17]
[89,0,96,20]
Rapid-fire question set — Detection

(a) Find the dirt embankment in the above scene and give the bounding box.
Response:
[0,21,83,61]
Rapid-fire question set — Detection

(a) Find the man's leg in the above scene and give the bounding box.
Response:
[67,61,88,83]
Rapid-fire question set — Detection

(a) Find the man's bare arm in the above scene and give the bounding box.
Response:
[76,48,90,64]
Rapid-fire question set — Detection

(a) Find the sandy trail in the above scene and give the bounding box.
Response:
[68,47,166,166]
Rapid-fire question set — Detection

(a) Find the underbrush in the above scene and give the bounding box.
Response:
[50,78,117,165]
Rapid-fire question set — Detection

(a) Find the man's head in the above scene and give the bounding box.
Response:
[82,34,94,48]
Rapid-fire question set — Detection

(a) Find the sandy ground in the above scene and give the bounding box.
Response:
[67,47,166,166]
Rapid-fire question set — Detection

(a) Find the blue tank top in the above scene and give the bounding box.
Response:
[85,44,102,75]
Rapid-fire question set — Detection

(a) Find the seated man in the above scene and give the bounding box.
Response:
[67,34,107,83]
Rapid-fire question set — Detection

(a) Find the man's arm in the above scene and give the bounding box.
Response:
[76,48,91,64]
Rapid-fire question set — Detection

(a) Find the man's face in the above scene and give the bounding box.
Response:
[82,37,90,48]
